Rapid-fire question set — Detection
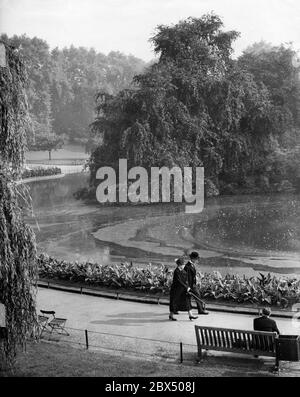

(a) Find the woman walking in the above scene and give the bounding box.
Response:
[169,257,198,321]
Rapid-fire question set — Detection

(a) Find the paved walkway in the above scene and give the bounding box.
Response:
[37,288,300,371]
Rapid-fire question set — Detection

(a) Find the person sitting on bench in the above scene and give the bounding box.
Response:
[254,307,280,335]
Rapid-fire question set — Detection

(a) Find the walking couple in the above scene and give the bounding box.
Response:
[169,252,209,321]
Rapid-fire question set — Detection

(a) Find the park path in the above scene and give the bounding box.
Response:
[36,288,300,368]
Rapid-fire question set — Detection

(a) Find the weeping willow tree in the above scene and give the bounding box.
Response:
[89,14,275,197]
[0,41,38,368]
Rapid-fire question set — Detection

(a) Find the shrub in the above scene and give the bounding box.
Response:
[37,254,300,308]
[22,167,62,179]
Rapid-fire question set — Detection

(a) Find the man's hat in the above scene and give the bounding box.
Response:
[189,251,199,260]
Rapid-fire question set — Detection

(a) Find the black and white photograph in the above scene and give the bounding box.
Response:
[1,0,300,383]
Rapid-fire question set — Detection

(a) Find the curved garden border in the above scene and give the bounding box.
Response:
[37,254,300,310]
[17,173,65,184]
[36,278,297,319]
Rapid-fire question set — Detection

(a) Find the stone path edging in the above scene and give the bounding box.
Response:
[37,279,297,319]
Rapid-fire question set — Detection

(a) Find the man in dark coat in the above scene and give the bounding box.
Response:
[253,308,280,334]
[169,258,194,320]
[184,252,209,315]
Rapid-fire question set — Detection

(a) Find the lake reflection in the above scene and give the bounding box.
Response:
[25,173,300,277]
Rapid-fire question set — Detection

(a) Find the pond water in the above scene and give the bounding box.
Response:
[25,173,300,277]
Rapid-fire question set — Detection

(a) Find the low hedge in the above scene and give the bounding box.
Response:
[22,167,62,179]
[37,253,300,308]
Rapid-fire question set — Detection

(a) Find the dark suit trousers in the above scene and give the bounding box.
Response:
[189,285,206,313]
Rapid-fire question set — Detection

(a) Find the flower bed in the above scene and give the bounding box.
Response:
[22,167,62,179]
[37,253,300,308]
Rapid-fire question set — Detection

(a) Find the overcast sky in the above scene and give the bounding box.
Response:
[0,0,299,61]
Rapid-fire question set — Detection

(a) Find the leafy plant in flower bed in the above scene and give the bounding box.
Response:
[37,254,173,293]
[21,166,62,179]
[37,254,300,308]
[197,271,300,308]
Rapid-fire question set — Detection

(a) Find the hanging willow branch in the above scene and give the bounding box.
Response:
[0,41,38,368]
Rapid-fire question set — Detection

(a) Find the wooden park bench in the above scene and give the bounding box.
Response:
[38,310,69,336]
[195,325,279,368]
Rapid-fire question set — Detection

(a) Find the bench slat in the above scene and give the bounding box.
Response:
[225,330,231,348]
[238,331,244,349]
[260,334,266,350]
[246,333,252,350]
[231,330,236,347]
[214,329,219,346]
[266,335,270,351]
[204,328,210,345]
[213,329,218,346]
[224,330,229,348]
[219,330,225,347]
[218,330,224,347]
[215,330,221,347]
[218,330,223,347]
[205,329,210,345]
[252,333,258,350]
[199,327,205,345]
[221,330,225,347]
[210,329,216,346]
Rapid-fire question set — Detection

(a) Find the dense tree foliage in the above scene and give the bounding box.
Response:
[89,14,300,197]
[237,41,300,192]
[30,133,64,160]
[0,34,146,149]
[0,35,53,147]
[0,41,37,367]
[50,46,145,146]
[238,41,300,145]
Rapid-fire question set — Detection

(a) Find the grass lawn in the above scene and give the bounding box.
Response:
[2,340,299,377]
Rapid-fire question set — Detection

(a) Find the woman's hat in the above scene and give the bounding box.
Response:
[175,257,185,266]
